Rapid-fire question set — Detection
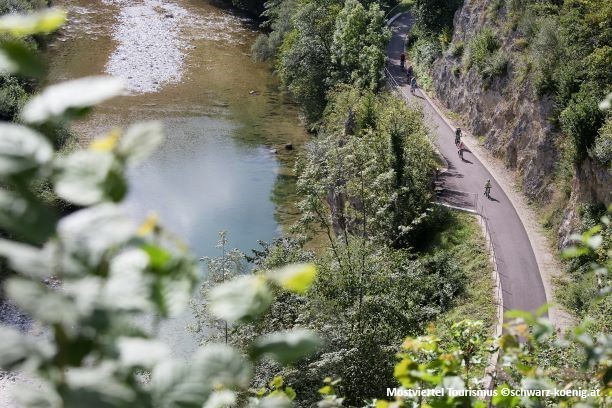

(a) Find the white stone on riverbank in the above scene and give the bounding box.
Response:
[105,0,190,93]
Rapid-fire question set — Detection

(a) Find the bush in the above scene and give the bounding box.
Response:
[0,0,47,14]
[530,17,562,96]
[251,34,276,62]
[0,77,28,121]
[437,26,452,48]
[467,28,506,78]
[559,84,606,163]
[592,115,612,165]
[413,0,463,34]
[452,64,461,77]
[489,0,505,15]
[448,40,464,57]
[411,35,441,69]
[486,50,509,77]
[513,37,528,51]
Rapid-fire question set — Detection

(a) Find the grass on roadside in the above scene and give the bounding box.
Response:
[424,211,496,338]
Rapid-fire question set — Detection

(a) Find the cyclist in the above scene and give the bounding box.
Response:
[455,127,462,145]
[458,141,465,159]
[484,179,492,198]
[400,53,406,70]
[406,65,413,80]
[410,76,417,94]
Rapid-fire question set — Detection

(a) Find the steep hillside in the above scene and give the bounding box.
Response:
[411,0,611,247]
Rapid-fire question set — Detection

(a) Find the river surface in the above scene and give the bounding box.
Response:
[46,0,306,354]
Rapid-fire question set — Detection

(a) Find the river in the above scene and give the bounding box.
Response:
[45,0,307,354]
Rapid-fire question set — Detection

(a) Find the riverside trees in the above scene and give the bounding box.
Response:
[254,0,390,126]
[0,6,609,408]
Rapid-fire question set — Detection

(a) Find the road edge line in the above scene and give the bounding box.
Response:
[416,84,568,329]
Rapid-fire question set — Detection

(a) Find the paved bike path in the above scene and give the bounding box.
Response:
[387,13,547,314]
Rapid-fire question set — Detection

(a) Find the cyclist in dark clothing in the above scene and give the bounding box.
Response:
[484,179,492,198]
[455,128,462,145]
[400,53,406,69]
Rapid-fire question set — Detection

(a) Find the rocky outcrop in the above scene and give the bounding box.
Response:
[428,0,611,245]
[559,157,612,247]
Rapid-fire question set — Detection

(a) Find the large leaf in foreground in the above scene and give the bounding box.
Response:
[57,204,134,273]
[0,239,51,278]
[151,360,212,408]
[21,76,124,124]
[0,188,56,244]
[0,123,52,177]
[267,263,317,294]
[0,8,66,37]
[194,344,252,389]
[208,275,273,323]
[0,39,44,77]
[117,121,164,164]
[54,150,126,206]
[6,278,78,326]
[250,329,322,365]
[117,338,170,369]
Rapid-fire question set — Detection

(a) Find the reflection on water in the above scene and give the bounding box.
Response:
[124,116,279,252]
[47,0,307,355]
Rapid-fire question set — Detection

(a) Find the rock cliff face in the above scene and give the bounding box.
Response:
[428,0,611,246]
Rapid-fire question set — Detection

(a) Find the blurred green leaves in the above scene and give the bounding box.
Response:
[250,329,322,365]
[0,8,66,37]
[21,76,124,124]
[0,9,65,80]
[268,263,316,294]
[0,124,52,177]
[0,39,44,77]
[209,275,274,323]
[118,121,164,165]
[0,7,327,408]
[54,150,127,205]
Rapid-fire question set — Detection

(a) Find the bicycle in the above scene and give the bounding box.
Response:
[484,180,492,198]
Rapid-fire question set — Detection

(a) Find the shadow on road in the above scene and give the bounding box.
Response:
[437,188,476,210]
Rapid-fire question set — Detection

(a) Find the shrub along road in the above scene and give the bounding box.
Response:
[387,13,547,315]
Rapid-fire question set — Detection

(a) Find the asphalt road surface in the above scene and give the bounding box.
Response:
[387,13,547,314]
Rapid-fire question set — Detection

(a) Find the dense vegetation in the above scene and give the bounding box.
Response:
[558,203,611,334]
[189,85,486,404]
[0,4,609,408]
[253,0,391,126]
[0,0,48,122]
[408,0,611,167]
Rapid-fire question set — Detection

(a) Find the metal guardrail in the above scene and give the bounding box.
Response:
[476,195,504,392]
[385,66,412,100]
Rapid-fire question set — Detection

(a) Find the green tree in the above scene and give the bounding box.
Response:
[330,0,389,90]
[277,0,339,125]
[296,88,436,248]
